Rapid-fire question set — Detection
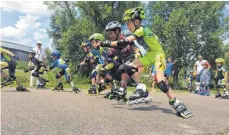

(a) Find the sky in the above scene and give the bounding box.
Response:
[1,1,229,49]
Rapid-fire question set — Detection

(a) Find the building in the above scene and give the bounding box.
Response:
[1,40,33,61]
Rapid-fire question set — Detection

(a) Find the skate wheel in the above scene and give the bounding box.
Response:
[180,110,193,119]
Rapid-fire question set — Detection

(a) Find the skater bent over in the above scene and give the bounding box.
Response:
[49,50,80,93]
[99,7,193,118]
[0,47,27,91]
[24,50,49,89]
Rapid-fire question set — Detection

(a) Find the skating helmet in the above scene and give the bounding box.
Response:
[105,21,121,31]
[215,58,224,64]
[123,7,145,21]
[28,49,36,56]
[51,50,61,59]
[81,41,92,48]
[89,33,105,41]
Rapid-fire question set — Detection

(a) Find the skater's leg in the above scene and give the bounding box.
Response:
[8,59,26,91]
[30,70,35,87]
[156,69,174,100]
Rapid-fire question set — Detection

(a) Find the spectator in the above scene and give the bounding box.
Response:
[164,56,176,78]
[150,65,156,92]
[193,55,210,91]
[30,41,47,87]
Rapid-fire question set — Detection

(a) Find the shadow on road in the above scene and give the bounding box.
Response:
[129,105,175,115]
[1,90,29,93]
[113,104,175,115]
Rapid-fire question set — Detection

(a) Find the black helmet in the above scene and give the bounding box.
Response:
[105,21,121,31]
[28,49,36,56]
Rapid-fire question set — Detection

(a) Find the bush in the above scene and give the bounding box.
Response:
[16,61,28,70]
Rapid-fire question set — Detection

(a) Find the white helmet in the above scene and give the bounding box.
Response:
[105,21,121,31]
[37,41,42,45]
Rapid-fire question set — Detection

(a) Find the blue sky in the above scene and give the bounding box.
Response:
[0,1,53,49]
[1,1,229,49]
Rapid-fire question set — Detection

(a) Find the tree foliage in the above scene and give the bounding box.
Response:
[44,1,141,63]
[44,1,229,88]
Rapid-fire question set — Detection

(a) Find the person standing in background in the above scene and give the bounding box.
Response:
[29,41,47,87]
[193,55,210,92]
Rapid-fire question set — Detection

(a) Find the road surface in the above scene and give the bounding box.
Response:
[1,88,229,135]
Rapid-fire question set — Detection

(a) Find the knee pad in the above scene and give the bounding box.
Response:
[104,78,112,84]
[118,64,126,74]
[32,72,40,77]
[125,65,138,76]
[9,75,16,81]
[56,74,61,79]
[98,70,107,78]
[90,71,98,79]
[157,81,169,93]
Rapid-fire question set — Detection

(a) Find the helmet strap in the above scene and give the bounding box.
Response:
[114,30,120,41]
[132,19,141,32]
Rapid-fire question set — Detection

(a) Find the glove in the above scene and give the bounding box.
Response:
[85,57,90,63]
[99,40,111,47]
[117,39,130,47]
[24,69,30,72]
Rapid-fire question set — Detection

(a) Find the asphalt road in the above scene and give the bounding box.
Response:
[1,88,229,135]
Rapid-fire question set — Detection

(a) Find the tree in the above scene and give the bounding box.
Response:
[147,1,227,89]
[45,1,141,64]
[45,47,53,66]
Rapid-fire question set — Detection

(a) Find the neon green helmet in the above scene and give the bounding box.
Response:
[123,7,145,21]
[89,33,105,41]
[81,41,91,47]
[215,58,225,64]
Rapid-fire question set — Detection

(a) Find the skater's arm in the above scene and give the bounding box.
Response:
[1,48,15,57]
[99,36,136,48]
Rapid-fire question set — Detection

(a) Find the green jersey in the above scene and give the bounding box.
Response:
[0,47,12,62]
[132,26,164,56]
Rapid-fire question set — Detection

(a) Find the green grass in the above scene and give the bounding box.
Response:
[1,69,222,95]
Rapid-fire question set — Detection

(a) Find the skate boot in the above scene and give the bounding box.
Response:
[127,83,152,106]
[115,85,127,96]
[104,86,114,99]
[199,89,205,95]
[72,86,80,93]
[215,91,221,98]
[37,80,47,89]
[104,91,112,98]
[52,83,64,91]
[98,83,105,93]
[194,88,199,94]
[204,90,210,96]
[36,84,46,89]
[169,97,193,118]
[88,86,97,95]
[1,77,14,88]
[16,85,29,92]
[221,91,229,99]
